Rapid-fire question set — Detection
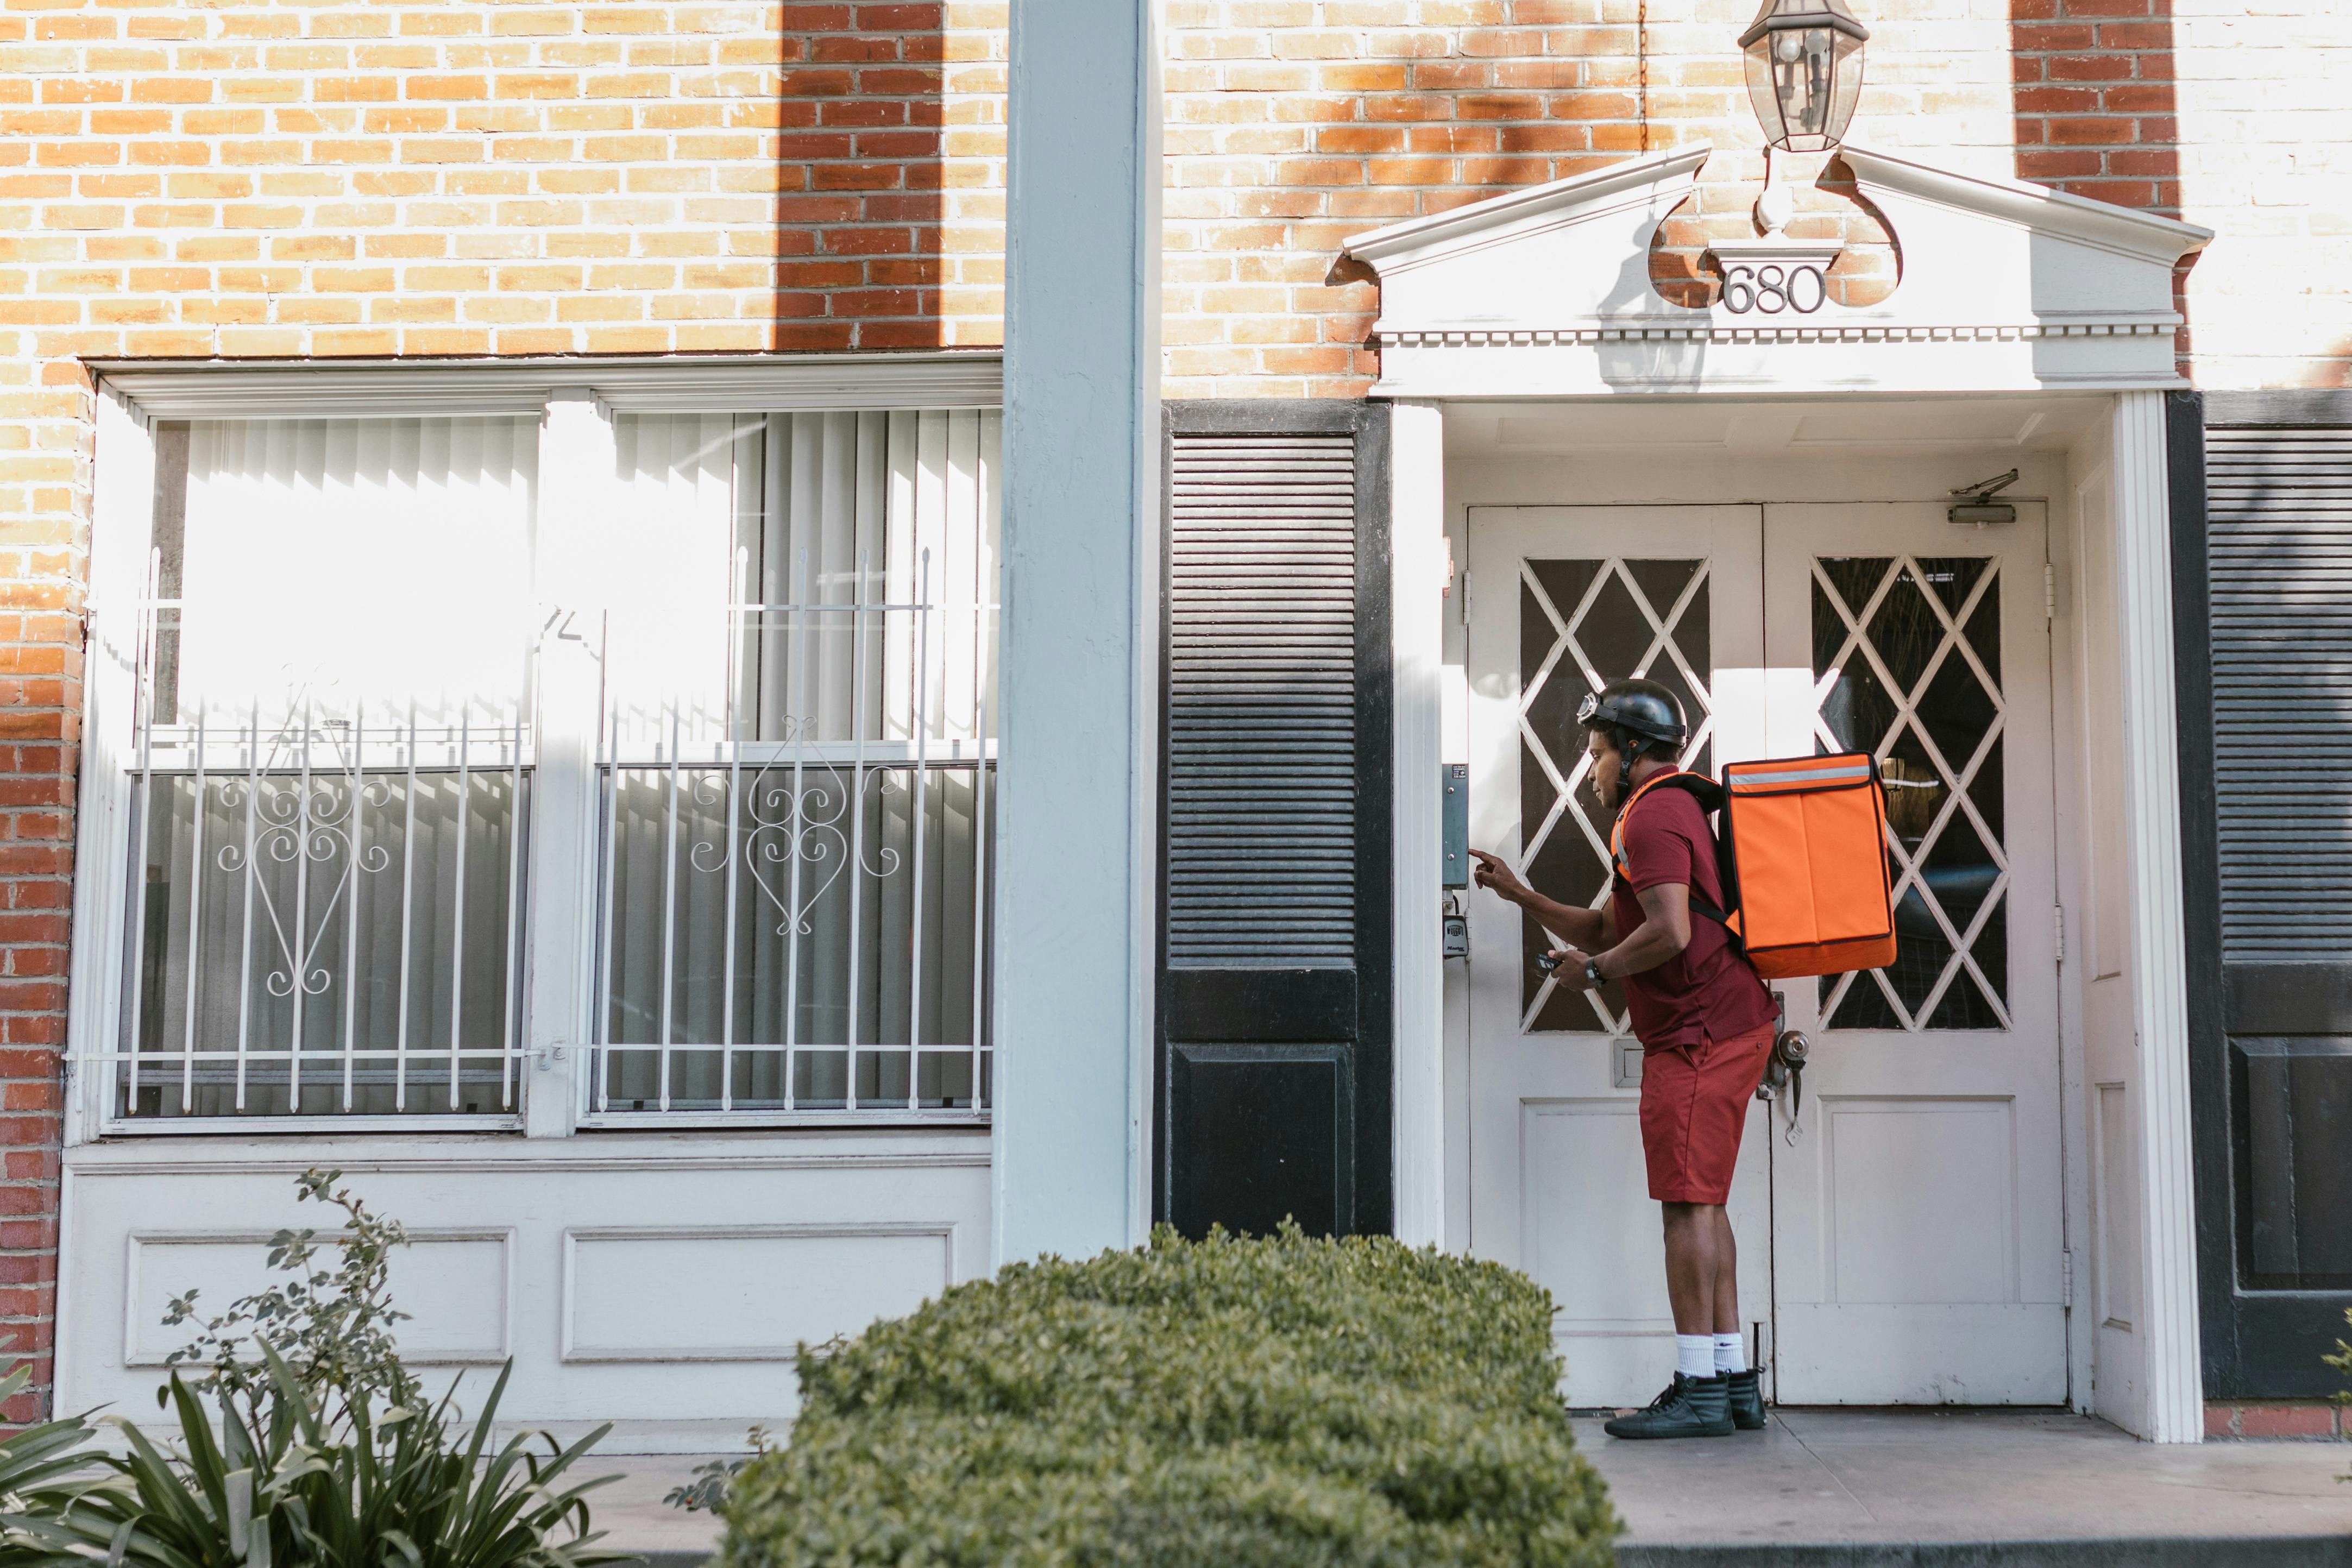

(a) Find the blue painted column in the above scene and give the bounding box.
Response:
[992,0,1161,1264]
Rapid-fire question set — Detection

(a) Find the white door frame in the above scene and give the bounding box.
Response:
[1387,393,2202,1440]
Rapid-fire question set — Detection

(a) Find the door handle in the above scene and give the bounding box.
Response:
[1757,1028,1809,1144]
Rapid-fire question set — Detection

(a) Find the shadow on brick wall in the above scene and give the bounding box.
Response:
[773,3,993,351]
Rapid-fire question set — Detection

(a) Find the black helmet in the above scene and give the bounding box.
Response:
[1577,677,1687,752]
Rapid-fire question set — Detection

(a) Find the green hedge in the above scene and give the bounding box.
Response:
[720,1226,1619,1568]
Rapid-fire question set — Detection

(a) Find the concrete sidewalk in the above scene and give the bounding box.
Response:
[586,1408,2352,1566]
[1589,1407,2352,1565]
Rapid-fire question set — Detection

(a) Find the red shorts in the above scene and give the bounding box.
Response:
[1639,1021,1774,1204]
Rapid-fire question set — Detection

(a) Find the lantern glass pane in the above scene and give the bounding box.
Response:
[1778,24,1835,149]
[1742,43,1785,148]
[1744,22,1867,152]
[1825,31,1865,147]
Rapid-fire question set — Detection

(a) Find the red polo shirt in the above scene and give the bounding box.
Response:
[1610,782,1776,1049]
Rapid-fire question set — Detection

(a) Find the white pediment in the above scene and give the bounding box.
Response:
[1339,142,2211,399]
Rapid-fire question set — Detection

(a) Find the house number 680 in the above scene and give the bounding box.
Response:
[1722,262,1826,316]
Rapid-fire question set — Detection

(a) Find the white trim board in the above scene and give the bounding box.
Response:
[93,351,1004,420]
[1339,143,2211,399]
[1388,400,1447,1248]
[62,1130,993,1177]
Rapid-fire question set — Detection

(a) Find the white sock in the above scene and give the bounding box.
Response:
[1676,1335,1715,1380]
[1714,1333,1747,1374]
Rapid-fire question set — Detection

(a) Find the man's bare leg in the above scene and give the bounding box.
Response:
[1712,1205,1739,1335]
[1608,1202,1739,1436]
[1661,1201,1723,1334]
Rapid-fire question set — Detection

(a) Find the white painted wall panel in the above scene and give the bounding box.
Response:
[59,1133,989,1450]
[562,1226,951,1362]
[127,1231,511,1367]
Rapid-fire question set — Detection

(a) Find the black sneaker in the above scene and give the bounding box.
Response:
[1724,1367,1766,1431]
[1602,1372,1735,1439]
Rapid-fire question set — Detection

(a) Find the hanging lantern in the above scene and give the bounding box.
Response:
[1738,0,1870,154]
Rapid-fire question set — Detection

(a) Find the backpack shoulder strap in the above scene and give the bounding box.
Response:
[1610,770,1745,944]
[1608,770,1716,861]
[1609,771,1694,878]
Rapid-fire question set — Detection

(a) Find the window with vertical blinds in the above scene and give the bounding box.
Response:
[107,407,1000,1130]
[2204,426,2352,960]
[1164,432,1359,968]
[122,418,538,1120]
[596,411,999,1120]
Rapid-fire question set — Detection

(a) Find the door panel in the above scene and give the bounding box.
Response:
[1764,503,2066,1405]
[1466,500,2068,1410]
[1466,506,1770,1408]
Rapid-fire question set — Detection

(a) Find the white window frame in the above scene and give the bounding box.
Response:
[68,354,1003,1148]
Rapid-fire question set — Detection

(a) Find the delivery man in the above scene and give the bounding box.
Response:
[1468,677,1775,1440]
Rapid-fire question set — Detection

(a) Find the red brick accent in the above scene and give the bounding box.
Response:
[2204,1401,2348,1441]
[2009,0,2190,368]
[2010,0,2178,213]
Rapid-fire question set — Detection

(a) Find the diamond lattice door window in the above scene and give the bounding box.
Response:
[1810,555,2011,1032]
[1514,556,1718,1037]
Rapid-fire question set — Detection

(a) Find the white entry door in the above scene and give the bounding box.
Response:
[1464,506,1772,1409]
[1762,503,2066,1404]
[1466,502,2066,1409]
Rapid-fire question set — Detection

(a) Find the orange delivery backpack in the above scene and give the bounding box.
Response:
[1609,753,1897,981]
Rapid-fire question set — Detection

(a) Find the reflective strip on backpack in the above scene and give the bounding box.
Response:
[1727,758,1875,792]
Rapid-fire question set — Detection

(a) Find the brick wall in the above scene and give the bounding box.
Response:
[0,0,1008,1421]
[1156,0,2344,394]
[2010,0,2178,213]
[2172,1,2352,388]
[2205,1400,2350,1441]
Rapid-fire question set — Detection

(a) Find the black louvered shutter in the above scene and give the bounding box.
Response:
[2207,426,2352,954]
[1158,402,1392,1239]
[2175,393,2352,1396]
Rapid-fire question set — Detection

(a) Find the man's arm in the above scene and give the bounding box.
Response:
[1468,849,1614,950]
[1603,881,1691,977]
[1548,881,1690,990]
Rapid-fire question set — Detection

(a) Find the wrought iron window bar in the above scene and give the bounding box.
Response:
[584,546,997,1127]
[105,565,533,1126]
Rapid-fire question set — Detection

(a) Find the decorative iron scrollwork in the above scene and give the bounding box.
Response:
[215,770,393,1000]
[1721,261,1828,316]
[689,751,907,940]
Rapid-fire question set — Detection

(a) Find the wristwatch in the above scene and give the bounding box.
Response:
[1584,956,1606,988]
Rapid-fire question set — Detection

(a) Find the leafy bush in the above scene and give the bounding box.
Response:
[2328,1307,2351,1482]
[0,1365,102,1511]
[720,1226,1620,1568]
[10,1351,627,1568]
[164,1167,420,1422]
[666,1428,776,1514]
[0,1168,628,1568]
